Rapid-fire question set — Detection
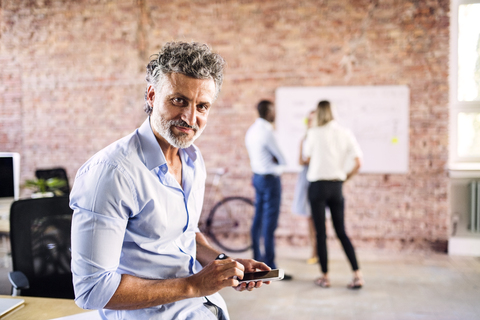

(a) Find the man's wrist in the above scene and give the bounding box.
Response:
[183,274,201,299]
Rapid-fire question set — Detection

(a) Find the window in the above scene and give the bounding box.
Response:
[458,112,480,157]
[457,3,480,102]
[450,0,480,166]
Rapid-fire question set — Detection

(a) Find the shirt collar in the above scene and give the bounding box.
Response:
[137,117,198,171]
[256,117,273,129]
[321,120,336,128]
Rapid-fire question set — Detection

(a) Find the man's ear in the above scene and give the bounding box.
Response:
[147,85,155,108]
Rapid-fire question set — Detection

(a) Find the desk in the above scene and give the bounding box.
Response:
[0,295,91,320]
[0,220,9,234]
[0,199,12,220]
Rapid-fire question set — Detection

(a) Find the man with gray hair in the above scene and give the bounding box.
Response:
[70,41,269,320]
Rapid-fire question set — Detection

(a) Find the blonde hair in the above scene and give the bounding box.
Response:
[316,100,334,126]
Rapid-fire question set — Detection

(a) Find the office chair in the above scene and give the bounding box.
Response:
[35,167,70,196]
[8,196,75,298]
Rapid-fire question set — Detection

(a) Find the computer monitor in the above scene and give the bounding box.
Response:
[0,152,20,201]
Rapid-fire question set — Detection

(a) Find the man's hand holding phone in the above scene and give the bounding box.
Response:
[233,258,277,292]
[238,269,284,283]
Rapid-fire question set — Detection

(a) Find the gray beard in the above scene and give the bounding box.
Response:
[151,109,205,149]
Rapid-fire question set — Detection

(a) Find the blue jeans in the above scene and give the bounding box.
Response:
[251,174,281,269]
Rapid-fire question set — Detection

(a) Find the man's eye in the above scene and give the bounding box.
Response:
[172,98,184,104]
[198,104,209,111]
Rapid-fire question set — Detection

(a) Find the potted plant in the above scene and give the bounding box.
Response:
[24,177,67,198]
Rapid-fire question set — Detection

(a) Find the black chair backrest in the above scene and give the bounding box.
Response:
[9,196,74,298]
[35,167,70,196]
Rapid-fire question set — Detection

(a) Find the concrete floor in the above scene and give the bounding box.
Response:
[1,243,479,320]
[220,244,480,320]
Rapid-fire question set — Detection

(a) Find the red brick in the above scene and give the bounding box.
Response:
[0,0,450,252]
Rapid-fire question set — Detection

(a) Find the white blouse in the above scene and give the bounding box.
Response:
[304,120,362,182]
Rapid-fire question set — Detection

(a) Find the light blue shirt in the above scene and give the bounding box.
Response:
[70,118,229,320]
[245,118,286,176]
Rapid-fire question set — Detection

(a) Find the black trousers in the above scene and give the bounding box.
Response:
[308,180,359,273]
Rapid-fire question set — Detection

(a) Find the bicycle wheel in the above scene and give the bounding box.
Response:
[205,196,254,253]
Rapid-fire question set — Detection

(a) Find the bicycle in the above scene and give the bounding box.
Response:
[200,168,255,253]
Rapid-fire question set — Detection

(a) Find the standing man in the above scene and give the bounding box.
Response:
[70,42,270,320]
[245,100,291,279]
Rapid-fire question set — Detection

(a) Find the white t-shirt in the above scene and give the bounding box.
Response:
[245,118,286,176]
[304,120,362,182]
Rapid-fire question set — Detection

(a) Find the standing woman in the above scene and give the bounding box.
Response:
[304,100,364,289]
[291,110,318,264]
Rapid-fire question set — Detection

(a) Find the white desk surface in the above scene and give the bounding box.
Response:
[0,295,92,320]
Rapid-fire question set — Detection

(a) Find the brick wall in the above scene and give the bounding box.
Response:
[0,0,450,251]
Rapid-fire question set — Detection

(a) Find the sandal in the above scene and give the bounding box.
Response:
[314,277,330,288]
[347,277,363,289]
[307,257,318,265]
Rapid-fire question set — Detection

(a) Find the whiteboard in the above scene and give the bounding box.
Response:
[275,86,410,174]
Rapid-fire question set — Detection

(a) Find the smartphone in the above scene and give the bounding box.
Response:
[238,269,284,283]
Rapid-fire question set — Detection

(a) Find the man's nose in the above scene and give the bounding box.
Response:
[181,104,196,126]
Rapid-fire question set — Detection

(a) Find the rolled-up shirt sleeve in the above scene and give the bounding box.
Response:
[70,161,135,310]
[345,129,363,161]
[266,130,287,166]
